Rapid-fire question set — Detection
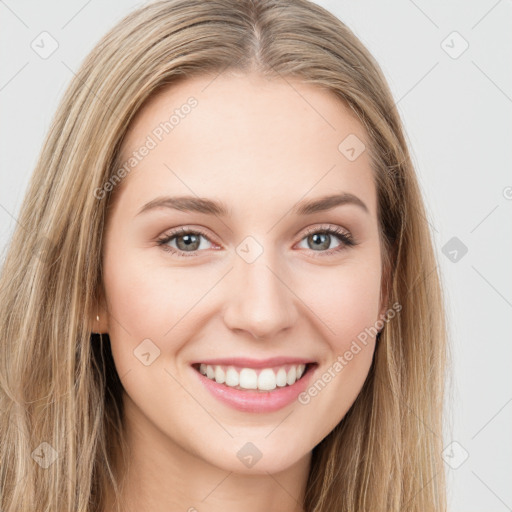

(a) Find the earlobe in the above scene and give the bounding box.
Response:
[92,287,110,334]
[92,311,109,334]
[379,256,392,322]
[379,302,389,321]
[376,279,390,340]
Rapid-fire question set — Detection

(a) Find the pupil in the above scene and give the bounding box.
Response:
[310,233,329,250]
[178,233,199,250]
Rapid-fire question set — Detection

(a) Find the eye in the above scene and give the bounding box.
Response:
[156,227,217,257]
[296,224,356,257]
[156,224,357,258]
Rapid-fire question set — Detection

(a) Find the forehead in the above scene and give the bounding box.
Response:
[115,72,377,219]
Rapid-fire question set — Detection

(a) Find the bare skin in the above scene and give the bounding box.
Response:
[97,71,387,512]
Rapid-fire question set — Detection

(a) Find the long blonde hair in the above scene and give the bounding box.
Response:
[0,1,448,510]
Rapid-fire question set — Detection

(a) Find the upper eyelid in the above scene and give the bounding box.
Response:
[301,224,351,237]
[160,226,218,244]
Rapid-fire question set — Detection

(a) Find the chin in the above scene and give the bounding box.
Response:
[201,440,310,476]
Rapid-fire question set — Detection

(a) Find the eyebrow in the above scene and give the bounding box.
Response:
[136,192,369,217]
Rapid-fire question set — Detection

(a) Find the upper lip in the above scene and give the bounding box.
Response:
[190,356,315,369]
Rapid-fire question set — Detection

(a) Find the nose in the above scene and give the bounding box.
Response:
[222,250,298,340]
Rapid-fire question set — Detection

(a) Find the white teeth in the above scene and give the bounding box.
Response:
[214,366,225,384]
[239,368,258,389]
[198,363,309,391]
[258,368,277,390]
[276,368,287,387]
[225,367,239,387]
[286,366,296,385]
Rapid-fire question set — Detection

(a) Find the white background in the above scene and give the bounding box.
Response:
[1,1,511,510]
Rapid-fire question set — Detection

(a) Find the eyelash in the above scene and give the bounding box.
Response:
[156,224,357,258]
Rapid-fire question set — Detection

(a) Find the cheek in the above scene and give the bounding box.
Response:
[291,256,381,434]
[297,257,382,351]
[102,245,215,353]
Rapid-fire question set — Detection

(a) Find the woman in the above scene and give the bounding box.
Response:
[0,0,448,511]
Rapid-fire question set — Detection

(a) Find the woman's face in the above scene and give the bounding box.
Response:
[100,72,386,475]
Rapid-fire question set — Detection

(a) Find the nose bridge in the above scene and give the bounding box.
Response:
[223,236,297,338]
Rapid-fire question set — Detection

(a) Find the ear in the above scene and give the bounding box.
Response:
[377,252,392,326]
[91,283,110,334]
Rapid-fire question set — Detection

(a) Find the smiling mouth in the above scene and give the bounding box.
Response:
[191,362,317,392]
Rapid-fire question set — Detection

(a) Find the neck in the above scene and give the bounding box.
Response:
[102,393,311,512]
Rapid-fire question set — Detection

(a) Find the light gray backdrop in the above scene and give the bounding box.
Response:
[1,1,511,511]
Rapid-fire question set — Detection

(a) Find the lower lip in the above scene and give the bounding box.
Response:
[192,364,317,413]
